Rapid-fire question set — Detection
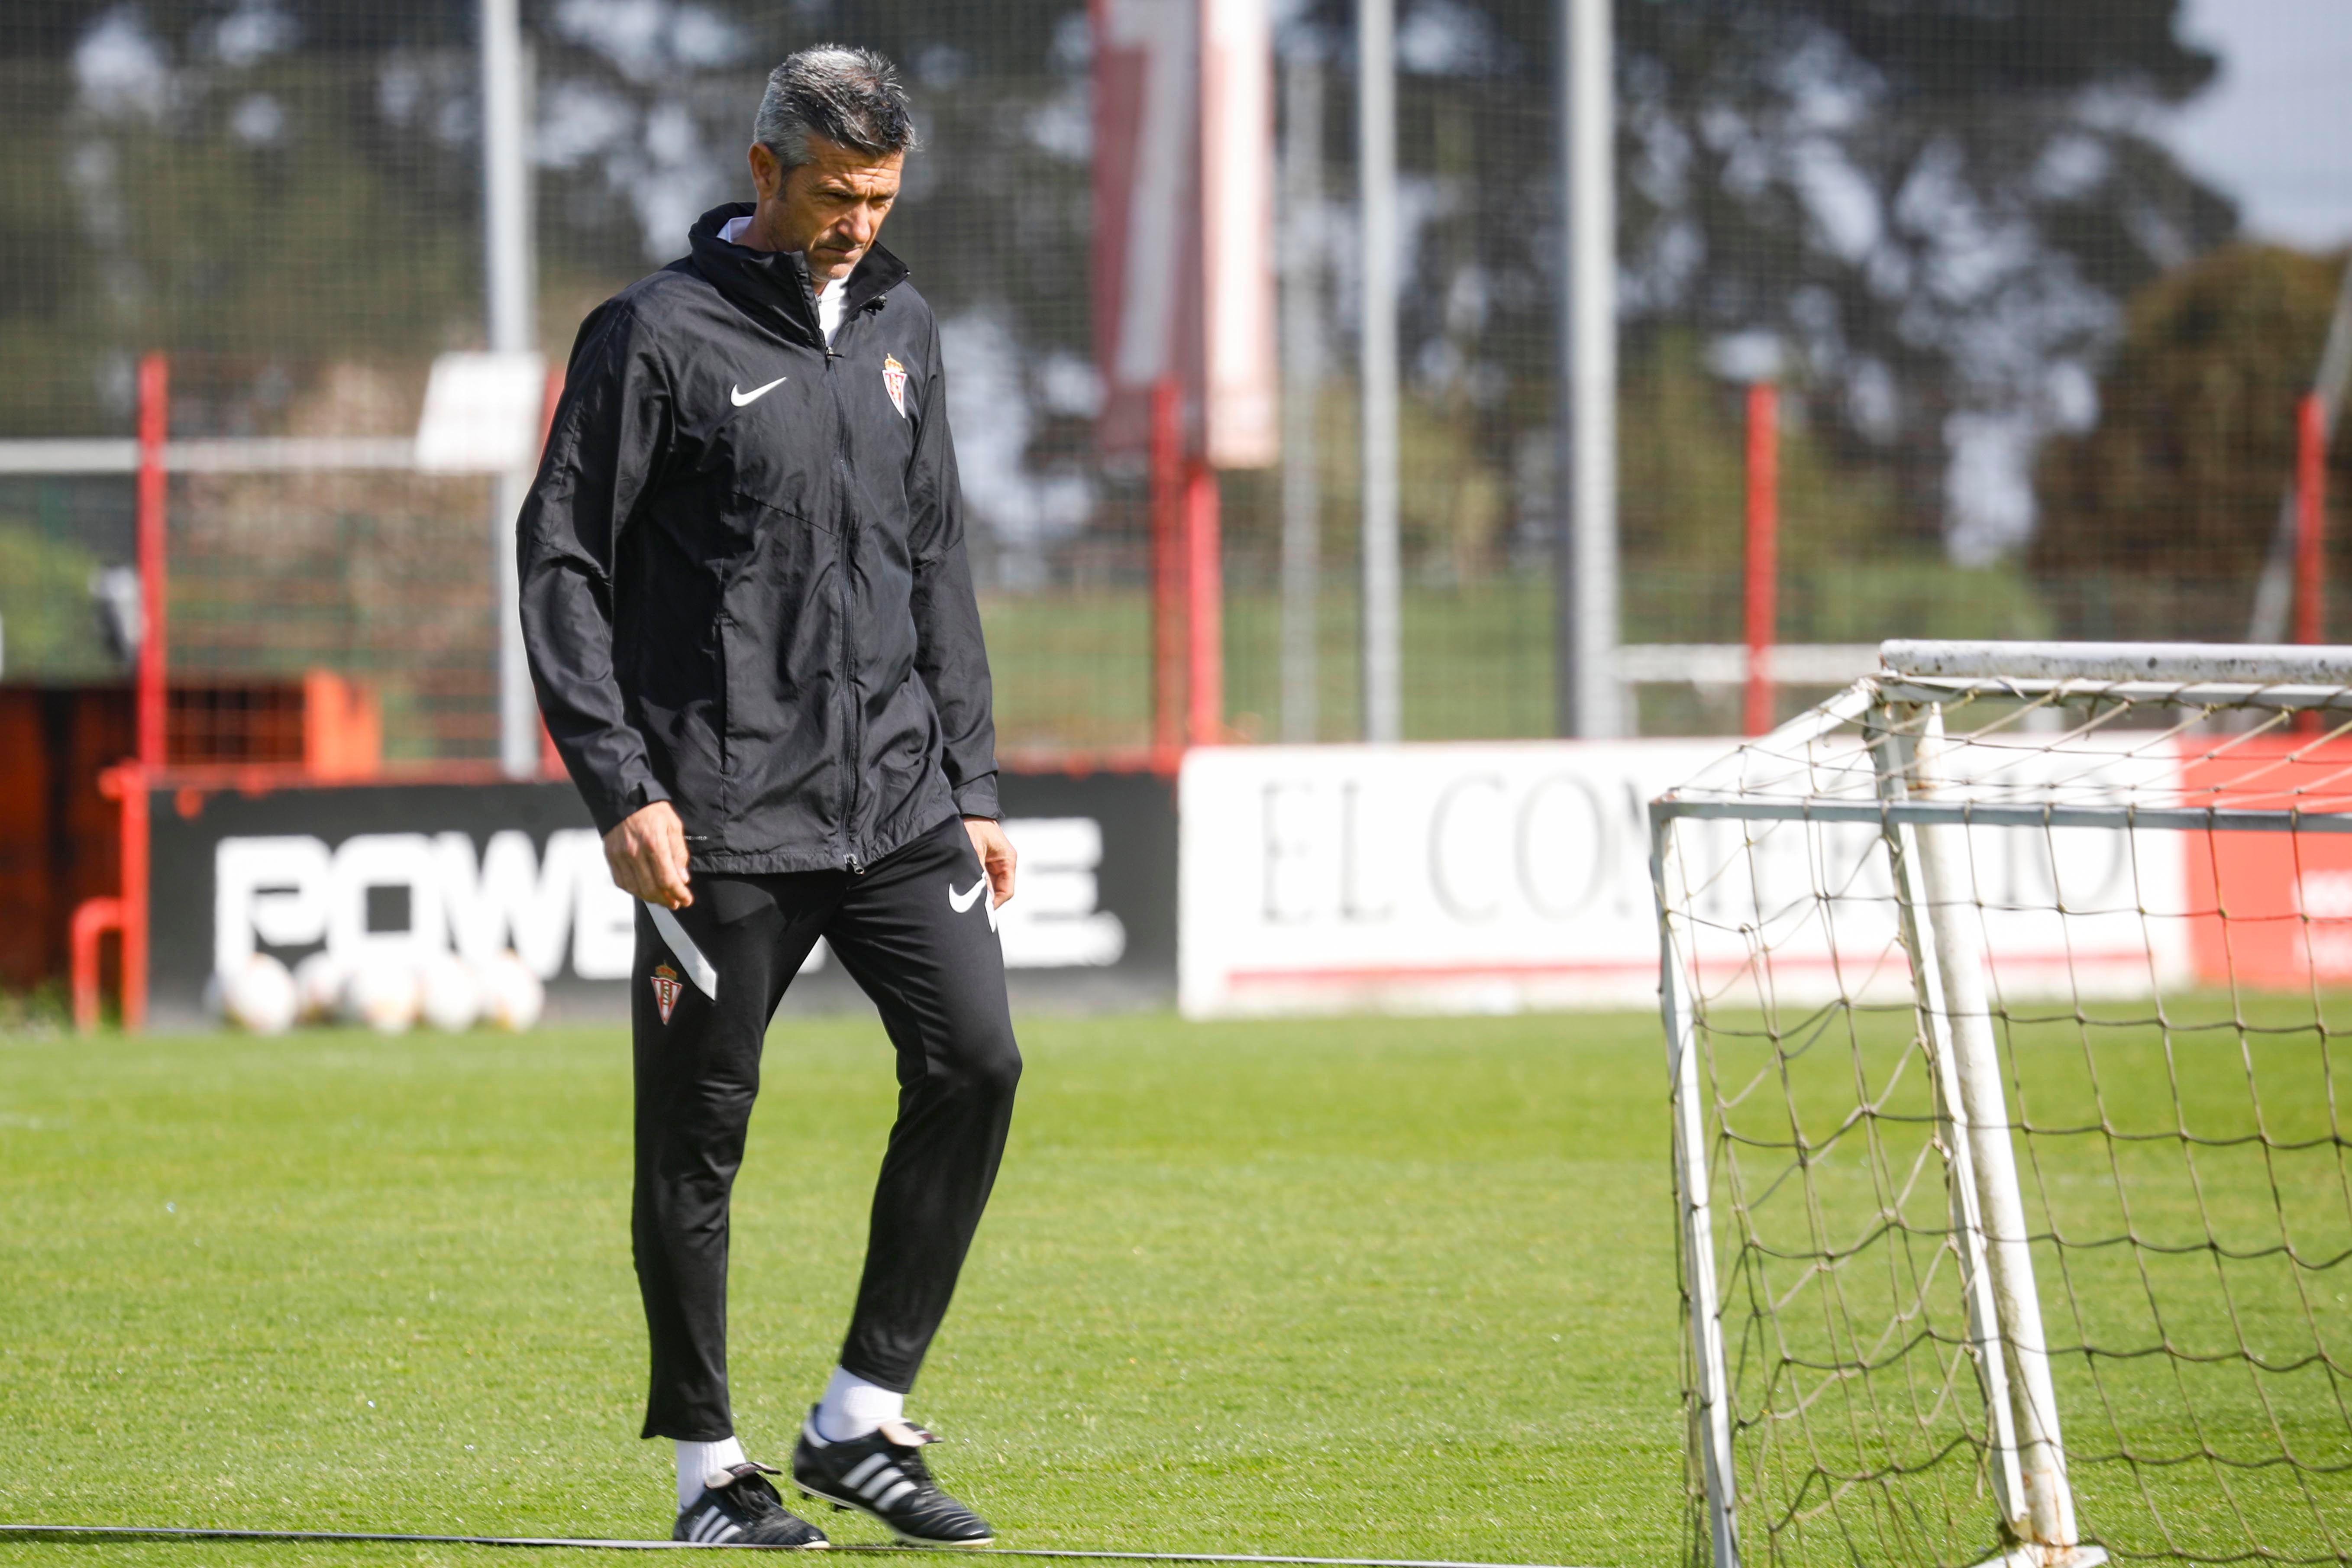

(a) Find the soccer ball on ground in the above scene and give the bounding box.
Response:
[341,960,419,1035]
[416,952,483,1032]
[291,950,346,1025]
[210,953,299,1035]
[475,951,545,1031]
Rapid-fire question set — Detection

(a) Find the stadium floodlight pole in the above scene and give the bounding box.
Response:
[1357,0,1401,744]
[1552,0,1619,738]
[481,0,540,779]
[1279,53,1322,744]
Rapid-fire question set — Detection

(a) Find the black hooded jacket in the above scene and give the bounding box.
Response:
[519,202,997,876]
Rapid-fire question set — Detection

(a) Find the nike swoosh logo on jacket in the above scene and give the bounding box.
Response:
[729,375,787,406]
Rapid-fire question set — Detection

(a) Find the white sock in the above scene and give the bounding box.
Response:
[812,1365,904,1443]
[675,1435,746,1509]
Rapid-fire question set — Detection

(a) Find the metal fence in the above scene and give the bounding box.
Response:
[0,0,2344,760]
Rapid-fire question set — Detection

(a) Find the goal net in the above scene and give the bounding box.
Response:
[1651,641,2352,1568]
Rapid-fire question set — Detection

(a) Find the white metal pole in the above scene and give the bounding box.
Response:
[1651,807,1740,1568]
[481,0,540,779]
[1906,710,2083,1553]
[1280,55,1323,744]
[1357,0,1401,744]
[1870,702,2032,1542]
[1553,0,1619,737]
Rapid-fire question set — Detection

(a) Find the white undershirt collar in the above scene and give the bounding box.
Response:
[718,213,848,346]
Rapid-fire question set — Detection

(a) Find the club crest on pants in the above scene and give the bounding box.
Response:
[650,963,683,1025]
[882,354,908,418]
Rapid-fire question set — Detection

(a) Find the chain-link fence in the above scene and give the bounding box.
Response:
[1,0,2345,759]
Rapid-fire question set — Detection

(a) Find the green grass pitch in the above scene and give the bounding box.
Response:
[0,1012,1686,1568]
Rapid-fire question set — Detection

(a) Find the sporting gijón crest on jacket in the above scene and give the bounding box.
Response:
[518,202,998,878]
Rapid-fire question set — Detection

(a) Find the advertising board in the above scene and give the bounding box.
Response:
[1178,741,1716,1015]
[1177,740,2198,1018]
[148,771,1176,1027]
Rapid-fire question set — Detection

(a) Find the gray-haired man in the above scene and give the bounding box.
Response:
[519,45,1015,1549]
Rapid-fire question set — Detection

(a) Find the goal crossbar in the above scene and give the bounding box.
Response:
[1876,641,2352,712]
[1655,799,2352,835]
[1880,640,2352,688]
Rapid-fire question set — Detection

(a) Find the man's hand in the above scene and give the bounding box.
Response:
[963,816,1017,908]
[605,801,693,909]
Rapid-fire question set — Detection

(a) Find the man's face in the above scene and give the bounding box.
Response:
[749,134,904,283]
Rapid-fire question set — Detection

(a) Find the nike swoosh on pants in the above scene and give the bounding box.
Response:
[948,879,986,914]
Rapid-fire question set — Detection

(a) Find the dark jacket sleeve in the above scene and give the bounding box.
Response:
[905,314,1001,820]
[517,302,674,836]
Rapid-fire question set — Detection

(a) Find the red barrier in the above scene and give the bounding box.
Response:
[2181,734,2352,989]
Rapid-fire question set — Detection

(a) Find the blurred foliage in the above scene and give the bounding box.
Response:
[2034,244,2350,585]
[0,516,113,682]
[1619,333,2049,645]
[0,979,73,1035]
[1620,332,1892,569]
[3,1,2239,508]
[1603,0,2234,543]
[1271,0,2237,547]
[0,0,1072,71]
[0,0,2291,741]
[0,49,479,437]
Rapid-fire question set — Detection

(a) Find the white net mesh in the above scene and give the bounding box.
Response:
[1654,644,2352,1568]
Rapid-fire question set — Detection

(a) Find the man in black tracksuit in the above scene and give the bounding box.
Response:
[519,47,1014,1550]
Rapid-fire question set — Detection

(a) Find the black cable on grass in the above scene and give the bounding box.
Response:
[0,1526,1583,1568]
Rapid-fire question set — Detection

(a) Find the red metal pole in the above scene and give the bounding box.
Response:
[136,352,169,769]
[70,896,123,1034]
[122,353,168,1031]
[119,771,149,1031]
[93,765,149,1031]
[1184,460,1223,744]
[1149,379,1186,763]
[2297,392,2327,647]
[1743,380,1779,737]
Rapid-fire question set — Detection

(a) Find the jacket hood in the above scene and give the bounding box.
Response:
[688,202,911,349]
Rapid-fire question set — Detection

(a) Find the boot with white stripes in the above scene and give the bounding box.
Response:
[791,1413,993,1546]
[672,1461,831,1548]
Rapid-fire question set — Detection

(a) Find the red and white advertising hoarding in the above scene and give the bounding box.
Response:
[1178,738,2352,1018]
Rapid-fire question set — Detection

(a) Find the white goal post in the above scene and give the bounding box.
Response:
[1652,641,2352,1568]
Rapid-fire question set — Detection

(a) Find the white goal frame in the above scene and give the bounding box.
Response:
[1650,640,2352,1568]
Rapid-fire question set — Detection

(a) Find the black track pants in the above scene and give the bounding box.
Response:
[629,815,1021,1441]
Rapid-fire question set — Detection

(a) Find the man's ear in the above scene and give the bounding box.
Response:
[748,142,781,202]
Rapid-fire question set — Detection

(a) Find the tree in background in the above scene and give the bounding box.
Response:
[1265,0,2237,563]
[2032,244,2348,590]
[0,0,2250,583]
[1601,0,2234,556]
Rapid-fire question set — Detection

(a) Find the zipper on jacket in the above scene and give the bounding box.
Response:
[814,276,866,875]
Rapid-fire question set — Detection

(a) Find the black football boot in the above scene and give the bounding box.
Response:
[791,1413,992,1547]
